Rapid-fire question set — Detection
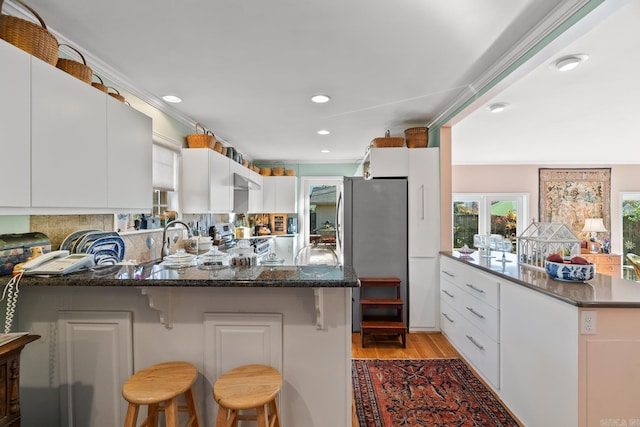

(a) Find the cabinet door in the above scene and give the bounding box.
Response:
[31,59,108,208]
[182,149,231,213]
[58,311,133,427]
[408,257,439,331]
[247,169,264,213]
[274,236,296,264]
[0,40,30,207]
[368,148,409,178]
[263,176,297,213]
[107,98,152,209]
[408,148,440,257]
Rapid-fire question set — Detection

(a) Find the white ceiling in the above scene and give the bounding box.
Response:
[451,0,640,165]
[3,0,630,164]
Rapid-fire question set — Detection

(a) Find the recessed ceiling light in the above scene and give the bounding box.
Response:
[552,54,589,72]
[487,102,508,113]
[311,95,331,103]
[321,149,331,153]
[162,95,182,103]
[317,129,330,135]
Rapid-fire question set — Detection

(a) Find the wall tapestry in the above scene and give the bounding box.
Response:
[539,168,611,241]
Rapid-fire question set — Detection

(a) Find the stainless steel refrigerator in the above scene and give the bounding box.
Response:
[337,177,408,332]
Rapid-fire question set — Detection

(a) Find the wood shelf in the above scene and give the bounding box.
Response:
[359,277,406,348]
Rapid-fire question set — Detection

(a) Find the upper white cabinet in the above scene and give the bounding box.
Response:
[0,39,30,207]
[31,58,108,208]
[408,148,440,257]
[362,147,409,179]
[263,176,297,213]
[107,98,152,210]
[230,160,263,213]
[0,39,152,212]
[182,148,232,213]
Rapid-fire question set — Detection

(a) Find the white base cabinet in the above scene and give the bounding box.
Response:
[18,285,353,427]
[408,257,439,331]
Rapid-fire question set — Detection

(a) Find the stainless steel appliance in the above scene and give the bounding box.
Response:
[337,177,408,332]
[213,223,236,250]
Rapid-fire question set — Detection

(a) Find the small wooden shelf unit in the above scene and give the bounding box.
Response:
[359,277,407,348]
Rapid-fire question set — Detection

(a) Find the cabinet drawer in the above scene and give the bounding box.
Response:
[457,290,499,342]
[458,318,500,389]
[439,299,462,346]
[459,270,500,309]
[596,264,620,276]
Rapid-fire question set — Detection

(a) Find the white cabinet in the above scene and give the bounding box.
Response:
[439,256,500,389]
[247,168,264,213]
[408,148,440,332]
[0,39,152,212]
[362,147,409,178]
[107,97,152,209]
[57,311,133,427]
[408,257,439,330]
[408,148,440,257]
[263,176,297,213]
[273,235,297,264]
[31,58,108,208]
[203,313,283,424]
[182,148,232,213]
[0,39,30,207]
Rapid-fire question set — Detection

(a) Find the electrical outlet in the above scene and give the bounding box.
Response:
[580,311,597,334]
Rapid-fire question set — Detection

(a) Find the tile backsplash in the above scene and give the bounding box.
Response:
[29,214,177,263]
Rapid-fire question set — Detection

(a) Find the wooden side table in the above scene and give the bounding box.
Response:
[0,334,40,426]
[581,253,621,277]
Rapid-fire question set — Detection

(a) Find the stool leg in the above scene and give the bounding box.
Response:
[147,403,159,426]
[124,403,139,427]
[184,386,202,427]
[268,399,281,427]
[215,406,237,427]
[256,406,268,427]
[165,397,179,427]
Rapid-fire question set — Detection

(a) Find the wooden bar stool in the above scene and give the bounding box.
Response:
[122,361,202,427]
[213,364,282,427]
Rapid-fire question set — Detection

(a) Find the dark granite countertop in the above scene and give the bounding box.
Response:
[14,263,360,288]
[441,251,640,308]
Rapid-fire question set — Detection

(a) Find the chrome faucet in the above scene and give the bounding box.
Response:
[161,220,192,262]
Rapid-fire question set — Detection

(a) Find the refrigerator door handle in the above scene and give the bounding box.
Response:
[336,190,343,257]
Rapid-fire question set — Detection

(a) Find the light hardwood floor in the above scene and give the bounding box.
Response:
[351,332,522,426]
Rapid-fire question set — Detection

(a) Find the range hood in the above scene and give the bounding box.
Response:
[234,173,262,190]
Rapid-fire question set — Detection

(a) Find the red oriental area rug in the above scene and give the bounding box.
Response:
[352,358,519,426]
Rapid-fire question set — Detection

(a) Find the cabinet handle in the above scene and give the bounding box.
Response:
[442,270,455,278]
[418,184,424,220]
[442,313,454,323]
[465,283,485,294]
[466,335,485,351]
[465,306,485,319]
[442,289,455,298]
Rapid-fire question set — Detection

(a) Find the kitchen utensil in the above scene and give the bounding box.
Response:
[197,246,229,270]
[229,240,257,269]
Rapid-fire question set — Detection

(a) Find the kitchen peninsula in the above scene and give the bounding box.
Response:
[14,264,358,427]
[440,252,640,427]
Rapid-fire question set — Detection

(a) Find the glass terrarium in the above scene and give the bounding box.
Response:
[517,222,581,270]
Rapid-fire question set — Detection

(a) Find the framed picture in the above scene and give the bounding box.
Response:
[539,168,611,240]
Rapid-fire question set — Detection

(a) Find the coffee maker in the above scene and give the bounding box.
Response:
[286,216,298,234]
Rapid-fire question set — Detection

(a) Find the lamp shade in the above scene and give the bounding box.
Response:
[582,218,607,233]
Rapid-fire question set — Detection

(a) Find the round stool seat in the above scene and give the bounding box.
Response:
[213,364,282,427]
[123,361,201,427]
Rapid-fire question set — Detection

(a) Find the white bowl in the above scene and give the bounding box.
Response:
[545,260,595,282]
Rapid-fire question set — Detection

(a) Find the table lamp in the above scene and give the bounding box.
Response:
[582,218,607,253]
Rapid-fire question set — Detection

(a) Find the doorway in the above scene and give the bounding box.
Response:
[300,176,343,253]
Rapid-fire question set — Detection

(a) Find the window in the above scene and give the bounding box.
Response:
[621,192,640,279]
[300,176,342,249]
[151,135,180,219]
[453,193,528,252]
